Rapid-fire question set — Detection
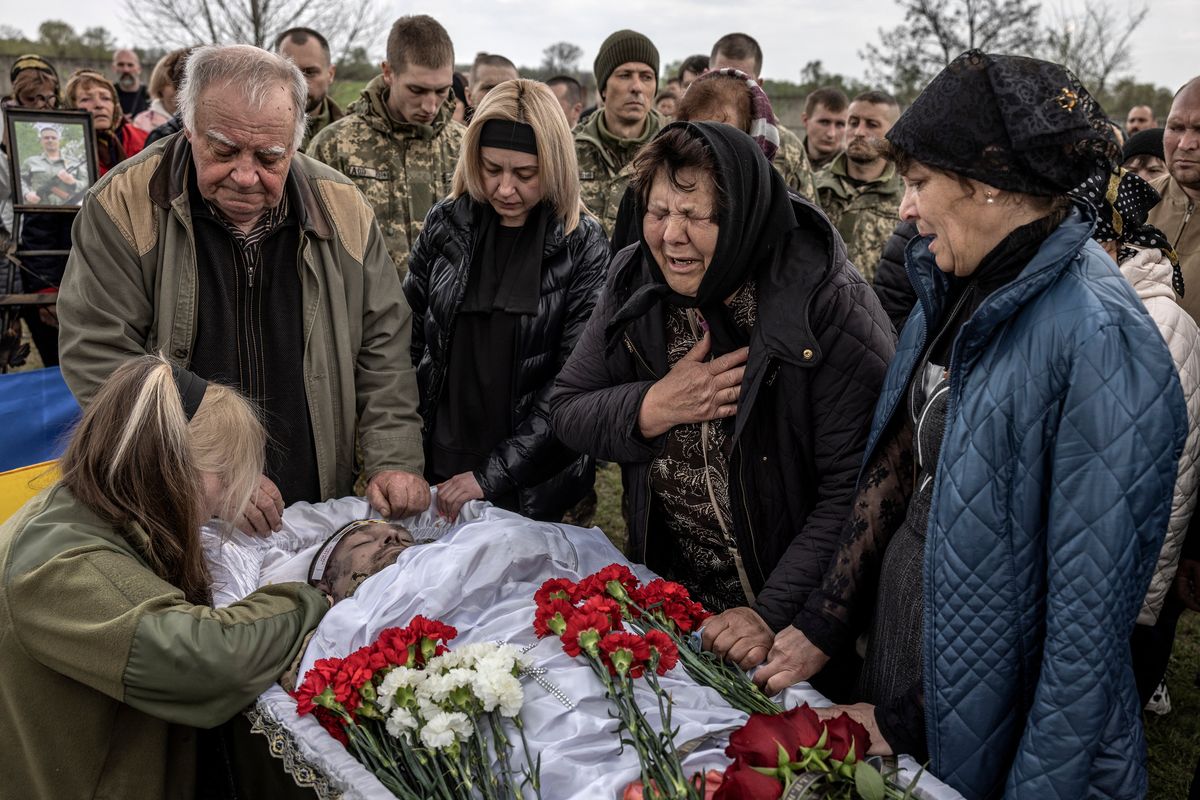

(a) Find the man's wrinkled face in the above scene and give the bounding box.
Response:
[1165,83,1200,193]
[603,61,655,128]
[185,81,296,230]
[113,50,141,91]
[382,61,453,126]
[280,36,335,113]
[316,521,415,602]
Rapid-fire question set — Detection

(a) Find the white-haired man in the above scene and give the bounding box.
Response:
[58,44,430,528]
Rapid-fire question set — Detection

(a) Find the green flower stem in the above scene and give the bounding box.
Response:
[512,715,544,800]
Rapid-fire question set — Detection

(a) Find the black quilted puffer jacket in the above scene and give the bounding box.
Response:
[550,196,896,630]
[403,195,609,521]
[871,219,920,336]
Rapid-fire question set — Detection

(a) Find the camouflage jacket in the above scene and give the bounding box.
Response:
[815,153,902,282]
[575,110,663,236]
[21,152,90,206]
[307,76,465,278]
[300,94,345,152]
[774,123,816,200]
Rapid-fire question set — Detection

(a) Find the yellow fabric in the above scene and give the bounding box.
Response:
[0,463,58,524]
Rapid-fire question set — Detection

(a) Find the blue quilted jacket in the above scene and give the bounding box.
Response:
[873,206,1187,799]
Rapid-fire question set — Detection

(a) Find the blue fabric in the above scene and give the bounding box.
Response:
[865,205,1186,799]
[0,368,80,472]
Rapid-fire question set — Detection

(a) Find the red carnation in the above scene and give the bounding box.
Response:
[562,609,613,657]
[712,758,783,800]
[598,631,651,678]
[373,627,417,668]
[635,579,711,632]
[534,597,576,638]
[579,594,623,626]
[825,712,870,764]
[314,708,349,746]
[642,628,679,675]
[535,577,576,608]
[573,563,639,603]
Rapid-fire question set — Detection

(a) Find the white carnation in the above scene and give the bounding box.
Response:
[419,711,472,750]
[385,707,417,738]
[377,667,426,713]
[473,671,523,717]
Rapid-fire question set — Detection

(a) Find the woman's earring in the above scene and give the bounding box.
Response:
[985,192,995,204]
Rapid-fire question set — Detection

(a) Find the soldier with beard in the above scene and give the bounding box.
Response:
[815,90,902,281]
[111,49,149,119]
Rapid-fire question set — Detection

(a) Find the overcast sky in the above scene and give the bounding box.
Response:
[6,0,1197,93]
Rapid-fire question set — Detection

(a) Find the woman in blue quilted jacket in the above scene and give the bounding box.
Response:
[753,51,1188,799]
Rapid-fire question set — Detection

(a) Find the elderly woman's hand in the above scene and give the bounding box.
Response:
[812,703,893,756]
[637,333,749,438]
[753,625,831,696]
[701,606,774,670]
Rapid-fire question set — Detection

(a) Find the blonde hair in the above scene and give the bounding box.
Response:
[59,355,264,604]
[452,78,585,234]
[148,48,190,101]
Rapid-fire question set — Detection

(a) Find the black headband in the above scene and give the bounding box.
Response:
[171,364,208,422]
[479,119,538,155]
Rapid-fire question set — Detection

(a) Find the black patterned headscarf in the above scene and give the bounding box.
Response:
[886,50,1120,196]
[1074,167,1183,295]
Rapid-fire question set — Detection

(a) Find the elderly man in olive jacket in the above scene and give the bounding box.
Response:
[57,45,430,526]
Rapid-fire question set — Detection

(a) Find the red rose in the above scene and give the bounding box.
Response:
[712,758,783,800]
[698,769,724,800]
[781,704,825,749]
[561,609,613,657]
[725,712,803,768]
[642,629,679,674]
[535,577,577,608]
[533,597,576,638]
[825,712,870,763]
[622,780,646,800]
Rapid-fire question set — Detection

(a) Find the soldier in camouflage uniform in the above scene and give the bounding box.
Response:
[576,30,664,236]
[814,91,902,282]
[20,125,89,206]
[307,15,464,279]
[708,34,817,200]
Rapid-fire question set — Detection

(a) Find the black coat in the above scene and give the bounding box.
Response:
[549,196,896,629]
[871,220,919,336]
[403,196,610,521]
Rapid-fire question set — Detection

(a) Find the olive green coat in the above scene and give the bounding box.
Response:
[0,485,327,799]
[815,152,903,282]
[575,110,664,236]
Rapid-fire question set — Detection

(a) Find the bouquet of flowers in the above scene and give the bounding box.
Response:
[712,705,922,800]
[292,616,541,800]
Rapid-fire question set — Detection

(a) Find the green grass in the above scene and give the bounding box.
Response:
[1147,611,1200,798]
[592,463,1200,794]
[330,80,367,110]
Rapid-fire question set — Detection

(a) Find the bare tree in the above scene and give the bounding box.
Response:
[120,0,387,65]
[862,0,1045,102]
[541,42,584,75]
[1043,1,1149,97]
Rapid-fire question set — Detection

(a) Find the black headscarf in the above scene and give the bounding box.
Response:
[886,50,1120,196]
[1074,167,1182,294]
[604,121,797,356]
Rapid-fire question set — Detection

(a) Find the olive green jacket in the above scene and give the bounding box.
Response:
[575,109,664,236]
[307,76,465,279]
[815,153,903,282]
[57,133,425,500]
[0,485,327,800]
[300,94,345,152]
[1150,174,1200,325]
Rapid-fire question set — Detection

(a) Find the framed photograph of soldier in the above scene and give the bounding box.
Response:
[5,108,96,213]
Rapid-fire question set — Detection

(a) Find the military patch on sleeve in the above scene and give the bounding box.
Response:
[579,171,596,181]
[345,165,392,180]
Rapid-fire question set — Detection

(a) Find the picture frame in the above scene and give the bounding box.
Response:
[5,107,97,214]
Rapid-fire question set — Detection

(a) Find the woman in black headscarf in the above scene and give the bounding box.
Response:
[752,52,1186,799]
[404,79,609,524]
[550,121,894,683]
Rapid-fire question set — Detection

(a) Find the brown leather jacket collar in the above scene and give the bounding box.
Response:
[146,133,332,240]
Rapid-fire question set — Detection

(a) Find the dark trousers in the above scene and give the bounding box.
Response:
[196,711,319,800]
[1130,593,1184,706]
[19,304,58,367]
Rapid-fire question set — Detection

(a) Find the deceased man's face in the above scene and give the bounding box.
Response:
[313,521,414,602]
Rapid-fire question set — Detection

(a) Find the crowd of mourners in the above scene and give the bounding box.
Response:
[0,16,1199,800]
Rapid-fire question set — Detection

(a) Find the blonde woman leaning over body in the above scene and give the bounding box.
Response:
[0,356,328,800]
[404,79,609,524]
